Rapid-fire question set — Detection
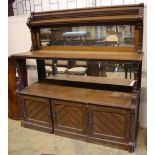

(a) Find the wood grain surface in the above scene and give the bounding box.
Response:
[20,81,134,109]
[11,50,143,61]
[27,3,144,27]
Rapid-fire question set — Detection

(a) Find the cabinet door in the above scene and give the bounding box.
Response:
[88,105,131,143]
[52,99,88,140]
[21,95,53,133]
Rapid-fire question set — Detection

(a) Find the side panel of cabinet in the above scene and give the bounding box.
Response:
[88,105,131,144]
[20,95,53,133]
[8,57,20,119]
[52,99,88,141]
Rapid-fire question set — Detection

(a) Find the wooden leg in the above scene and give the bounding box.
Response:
[8,57,20,119]
[133,63,140,90]
[124,64,128,79]
[16,59,28,90]
[36,59,46,80]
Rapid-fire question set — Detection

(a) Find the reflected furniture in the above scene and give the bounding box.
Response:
[9,3,144,152]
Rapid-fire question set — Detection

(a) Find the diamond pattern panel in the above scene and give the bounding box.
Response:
[55,103,84,130]
[25,99,49,123]
[93,111,125,138]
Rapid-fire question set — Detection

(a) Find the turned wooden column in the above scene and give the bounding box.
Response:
[134,23,143,51]
[26,24,41,51]
[133,62,142,91]
[16,59,27,89]
[138,61,142,89]
[30,28,38,51]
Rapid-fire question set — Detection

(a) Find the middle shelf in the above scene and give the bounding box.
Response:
[20,81,135,109]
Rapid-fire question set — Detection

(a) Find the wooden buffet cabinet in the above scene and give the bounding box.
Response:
[9,3,144,152]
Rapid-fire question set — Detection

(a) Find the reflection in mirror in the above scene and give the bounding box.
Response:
[105,61,134,79]
[44,59,134,80]
[40,25,135,47]
[40,28,51,46]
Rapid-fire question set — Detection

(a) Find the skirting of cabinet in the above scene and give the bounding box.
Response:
[54,129,136,152]
[54,129,87,141]
[21,121,53,133]
[88,137,135,152]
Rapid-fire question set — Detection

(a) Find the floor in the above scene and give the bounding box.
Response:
[9,119,147,155]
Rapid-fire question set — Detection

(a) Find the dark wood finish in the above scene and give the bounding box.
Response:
[29,28,38,51]
[9,4,144,152]
[27,24,40,51]
[88,106,130,142]
[16,59,28,90]
[87,61,100,76]
[88,105,134,152]
[134,23,143,50]
[36,59,46,80]
[129,92,140,152]
[27,4,144,27]
[31,14,141,26]
[8,57,20,119]
[19,82,139,152]
[8,0,15,16]
[52,99,88,140]
[20,81,134,109]
[41,154,55,155]
[20,95,53,133]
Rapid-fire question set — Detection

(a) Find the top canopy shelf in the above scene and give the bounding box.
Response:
[27,3,144,27]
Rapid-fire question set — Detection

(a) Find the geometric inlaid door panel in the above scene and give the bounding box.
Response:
[88,105,131,143]
[52,99,88,138]
[21,95,53,133]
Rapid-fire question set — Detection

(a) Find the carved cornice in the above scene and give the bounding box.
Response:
[27,3,144,27]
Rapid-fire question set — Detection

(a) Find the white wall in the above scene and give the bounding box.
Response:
[8,15,31,54]
[8,6,147,128]
[8,15,38,84]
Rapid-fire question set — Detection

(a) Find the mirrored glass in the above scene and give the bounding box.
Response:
[40,25,135,47]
